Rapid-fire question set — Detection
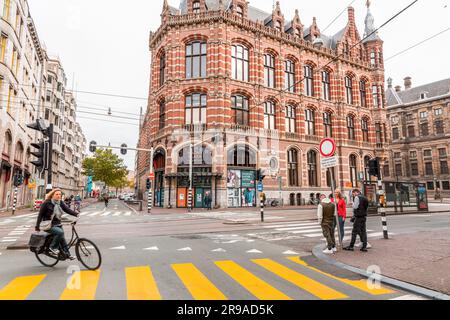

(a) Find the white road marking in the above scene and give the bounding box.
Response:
[246,249,262,254]
[283,250,299,255]
[177,247,192,252]
[88,211,102,217]
[290,228,323,234]
[101,211,113,217]
[391,294,427,300]
[1,239,17,242]
[110,246,126,250]
[124,212,132,217]
[113,212,122,217]
[143,246,159,251]
[212,248,227,252]
[262,222,318,229]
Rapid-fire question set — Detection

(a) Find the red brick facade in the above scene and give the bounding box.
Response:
[137,1,387,208]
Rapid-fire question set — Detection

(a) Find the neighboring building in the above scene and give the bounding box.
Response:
[0,0,45,209]
[386,77,450,196]
[40,58,87,197]
[1,0,87,210]
[136,0,388,209]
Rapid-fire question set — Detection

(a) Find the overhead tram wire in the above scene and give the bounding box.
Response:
[322,0,357,33]
[241,0,420,115]
[76,116,139,127]
[385,27,450,62]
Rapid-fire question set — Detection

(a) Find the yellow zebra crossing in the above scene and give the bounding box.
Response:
[0,257,396,300]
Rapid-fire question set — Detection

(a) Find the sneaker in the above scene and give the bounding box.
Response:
[343,246,354,251]
[323,248,334,254]
[367,243,372,249]
[332,247,337,253]
[67,255,76,261]
[49,248,60,256]
[360,247,368,252]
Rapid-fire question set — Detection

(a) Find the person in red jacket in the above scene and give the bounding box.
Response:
[335,189,347,242]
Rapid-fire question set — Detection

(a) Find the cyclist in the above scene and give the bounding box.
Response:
[74,194,82,212]
[35,189,79,260]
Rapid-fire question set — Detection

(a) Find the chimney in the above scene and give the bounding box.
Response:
[348,6,355,24]
[395,85,401,92]
[387,77,393,88]
[404,77,412,90]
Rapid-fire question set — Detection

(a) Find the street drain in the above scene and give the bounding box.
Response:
[172,235,205,240]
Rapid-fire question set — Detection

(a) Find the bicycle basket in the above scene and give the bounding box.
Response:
[28,232,50,250]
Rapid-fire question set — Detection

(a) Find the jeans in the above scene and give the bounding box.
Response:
[338,216,345,242]
[49,226,69,254]
[349,217,368,248]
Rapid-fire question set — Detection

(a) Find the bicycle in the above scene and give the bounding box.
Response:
[33,218,102,271]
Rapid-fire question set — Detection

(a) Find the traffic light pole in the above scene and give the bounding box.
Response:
[46,124,53,194]
[148,147,154,214]
[378,174,389,239]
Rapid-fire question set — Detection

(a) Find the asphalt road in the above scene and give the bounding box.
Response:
[1,199,447,300]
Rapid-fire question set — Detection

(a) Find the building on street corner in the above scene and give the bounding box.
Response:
[0,0,87,210]
[136,0,389,209]
[386,77,450,197]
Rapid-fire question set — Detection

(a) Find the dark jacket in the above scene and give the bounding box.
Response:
[36,200,79,230]
[322,202,336,224]
[354,195,369,217]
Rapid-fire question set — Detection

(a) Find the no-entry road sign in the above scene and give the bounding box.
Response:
[319,138,336,158]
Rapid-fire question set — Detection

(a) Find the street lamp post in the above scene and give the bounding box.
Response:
[188,143,193,212]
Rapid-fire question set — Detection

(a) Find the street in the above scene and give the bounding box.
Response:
[2,199,448,300]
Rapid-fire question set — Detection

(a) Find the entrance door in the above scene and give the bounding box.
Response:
[177,188,187,208]
[195,188,204,208]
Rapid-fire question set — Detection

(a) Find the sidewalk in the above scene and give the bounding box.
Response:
[328,229,450,296]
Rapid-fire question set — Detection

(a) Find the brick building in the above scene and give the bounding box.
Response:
[386,77,450,197]
[136,0,388,208]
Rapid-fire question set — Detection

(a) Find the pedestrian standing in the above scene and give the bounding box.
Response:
[204,192,212,211]
[317,194,336,254]
[344,189,369,252]
[335,189,347,243]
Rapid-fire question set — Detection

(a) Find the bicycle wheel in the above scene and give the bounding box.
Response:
[35,250,60,268]
[75,238,102,270]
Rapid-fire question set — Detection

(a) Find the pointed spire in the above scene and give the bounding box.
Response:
[363,0,381,42]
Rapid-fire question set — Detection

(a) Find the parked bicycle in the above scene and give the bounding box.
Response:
[31,218,102,271]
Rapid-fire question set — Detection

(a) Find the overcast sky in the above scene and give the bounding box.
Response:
[28,0,450,170]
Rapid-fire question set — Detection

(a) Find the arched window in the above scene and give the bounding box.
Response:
[345,76,353,104]
[307,150,318,187]
[285,105,296,133]
[264,54,275,88]
[288,149,299,187]
[159,100,166,130]
[372,85,379,107]
[305,109,315,135]
[159,53,166,86]
[284,60,295,93]
[359,80,367,108]
[362,118,369,142]
[347,115,355,140]
[185,93,207,125]
[178,145,212,166]
[264,101,276,130]
[193,1,201,14]
[364,156,371,181]
[349,155,358,187]
[227,145,256,168]
[304,65,314,96]
[14,142,24,163]
[321,71,331,101]
[231,44,249,82]
[2,131,12,157]
[323,112,333,137]
[236,5,243,17]
[232,95,249,126]
[186,41,207,79]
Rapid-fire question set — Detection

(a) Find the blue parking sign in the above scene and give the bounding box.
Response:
[257,182,264,192]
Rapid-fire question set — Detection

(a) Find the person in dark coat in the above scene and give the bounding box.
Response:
[344,189,369,252]
[204,192,212,211]
[35,189,79,259]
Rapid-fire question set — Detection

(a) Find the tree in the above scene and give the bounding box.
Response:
[82,149,128,190]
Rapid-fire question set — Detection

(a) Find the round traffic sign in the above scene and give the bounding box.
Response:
[319,138,336,157]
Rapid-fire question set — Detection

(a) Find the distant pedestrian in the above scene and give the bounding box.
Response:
[204,192,212,211]
[344,189,369,252]
[335,189,347,243]
[104,194,109,208]
[317,194,336,254]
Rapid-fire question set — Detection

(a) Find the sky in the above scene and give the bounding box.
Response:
[28,0,450,170]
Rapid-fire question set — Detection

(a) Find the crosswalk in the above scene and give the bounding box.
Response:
[0,257,402,300]
[247,221,395,242]
[188,211,285,222]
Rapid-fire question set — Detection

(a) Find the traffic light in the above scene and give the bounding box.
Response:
[368,158,381,179]
[146,178,151,190]
[120,144,128,155]
[256,169,266,182]
[27,119,48,135]
[13,174,24,187]
[30,141,47,173]
[89,141,97,153]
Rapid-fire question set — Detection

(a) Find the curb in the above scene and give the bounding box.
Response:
[312,244,450,300]
[122,201,139,214]
[6,244,29,250]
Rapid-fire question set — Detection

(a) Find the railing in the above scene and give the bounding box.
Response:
[304,135,321,143]
[183,124,208,132]
[285,132,302,141]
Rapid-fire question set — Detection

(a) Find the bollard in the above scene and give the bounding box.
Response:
[260,198,264,223]
[11,187,18,216]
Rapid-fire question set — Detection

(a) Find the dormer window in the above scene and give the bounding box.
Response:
[236,5,243,17]
[275,20,282,32]
[420,92,428,100]
[193,1,200,14]
[295,28,302,37]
